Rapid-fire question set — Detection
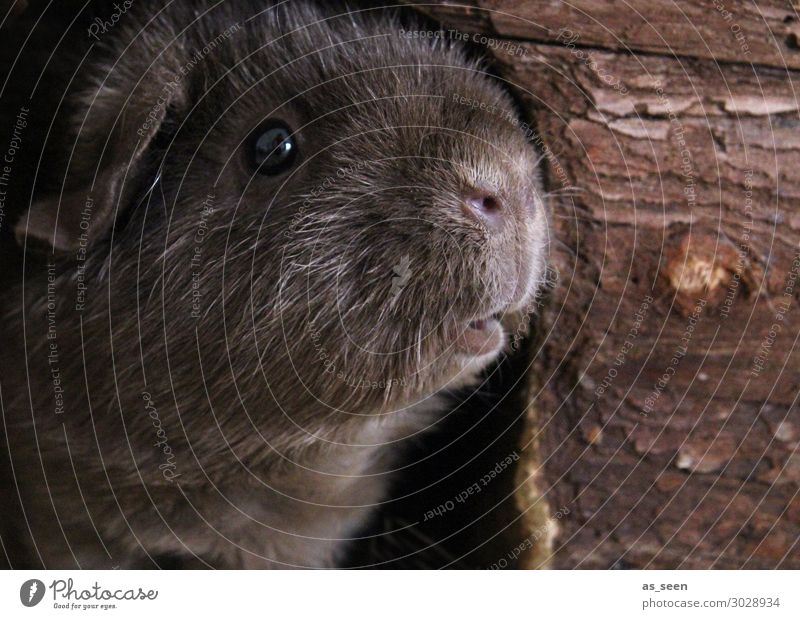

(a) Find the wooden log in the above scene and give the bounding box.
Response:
[411,0,800,69]
[413,1,800,568]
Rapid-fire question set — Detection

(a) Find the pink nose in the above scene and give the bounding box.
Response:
[461,188,504,230]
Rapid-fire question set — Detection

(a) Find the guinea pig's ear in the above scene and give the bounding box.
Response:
[14,64,187,252]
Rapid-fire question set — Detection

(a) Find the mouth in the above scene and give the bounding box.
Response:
[455,311,505,358]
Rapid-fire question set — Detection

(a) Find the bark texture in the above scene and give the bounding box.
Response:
[414,0,800,568]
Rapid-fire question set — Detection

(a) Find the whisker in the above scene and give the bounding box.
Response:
[544,186,584,198]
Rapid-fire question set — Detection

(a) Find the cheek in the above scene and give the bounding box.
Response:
[533,206,551,266]
[502,209,550,303]
[523,216,552,295]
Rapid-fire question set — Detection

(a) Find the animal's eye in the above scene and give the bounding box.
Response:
[250,120,297,175]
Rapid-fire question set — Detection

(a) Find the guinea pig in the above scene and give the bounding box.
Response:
[0,0,548,568]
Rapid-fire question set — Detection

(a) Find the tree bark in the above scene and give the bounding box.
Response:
[414,0,800,569]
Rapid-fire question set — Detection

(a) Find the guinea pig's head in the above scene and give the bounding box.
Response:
[16,1,548,418]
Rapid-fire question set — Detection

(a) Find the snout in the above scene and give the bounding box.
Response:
[437,177,546,360]
[457,181,542,307]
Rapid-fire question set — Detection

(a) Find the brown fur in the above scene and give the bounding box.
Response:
[0,0,548,568]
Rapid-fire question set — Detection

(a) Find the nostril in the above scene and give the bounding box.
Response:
[481,195,501,212]
[462,189,504,229]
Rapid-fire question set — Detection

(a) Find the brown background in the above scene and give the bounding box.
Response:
[414,0,800,568]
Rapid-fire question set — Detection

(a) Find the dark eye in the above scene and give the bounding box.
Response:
[250,120,297,175]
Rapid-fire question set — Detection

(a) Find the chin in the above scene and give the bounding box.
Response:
[441,327,509,392]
